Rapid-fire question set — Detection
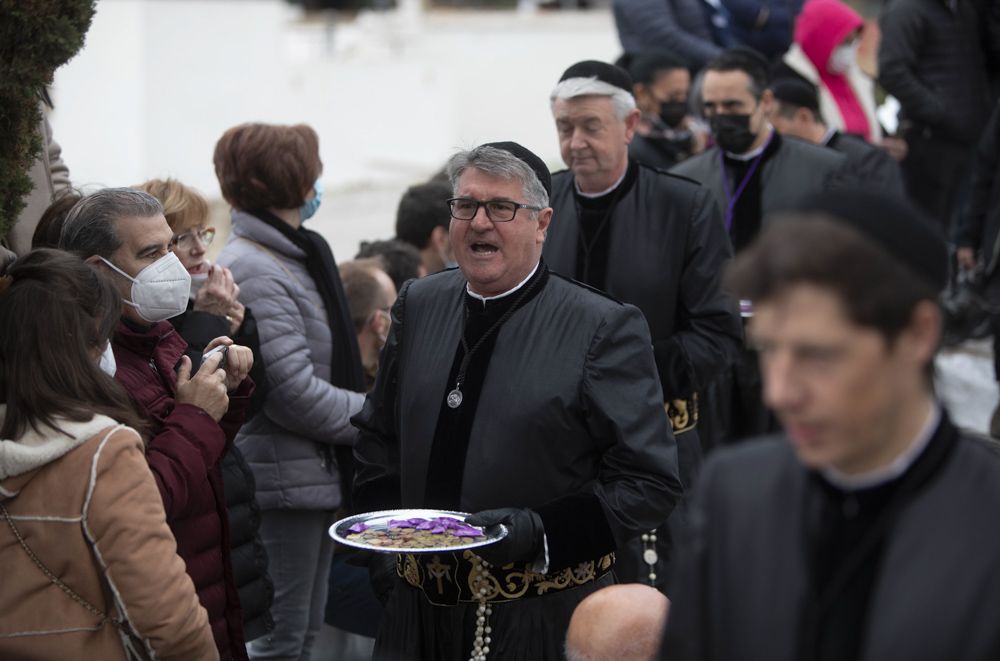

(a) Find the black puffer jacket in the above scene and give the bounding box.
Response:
[169,305,274,641]
[878,0,993,145]
[222,446,275,641]
[956,101,1000,275]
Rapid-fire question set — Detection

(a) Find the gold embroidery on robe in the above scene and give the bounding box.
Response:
[666,393,699,434]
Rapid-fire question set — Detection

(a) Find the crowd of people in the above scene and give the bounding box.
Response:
[2,0,1000,659]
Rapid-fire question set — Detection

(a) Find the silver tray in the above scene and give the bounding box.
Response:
[330,508,507,554]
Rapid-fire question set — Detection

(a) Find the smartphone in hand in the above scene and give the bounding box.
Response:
[201,344,229,371]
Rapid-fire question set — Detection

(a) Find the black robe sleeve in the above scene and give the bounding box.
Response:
[651,188,741,399]
[536,303,683,569]
[351,279,410,512]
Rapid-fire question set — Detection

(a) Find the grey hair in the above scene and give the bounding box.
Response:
[59,188,163,260]
[550,77,637,121]
[446,146,549,209]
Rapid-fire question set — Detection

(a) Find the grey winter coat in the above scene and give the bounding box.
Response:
[217,210,365,511]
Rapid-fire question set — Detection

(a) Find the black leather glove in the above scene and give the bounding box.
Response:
[368,552,399,606]
[465,508,544,568]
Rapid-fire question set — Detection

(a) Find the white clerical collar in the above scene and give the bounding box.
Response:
[725,126,774,161]
[466,262,540,305]
[575,166,628,199]
[820,127,838,147]
[821,403,941,491]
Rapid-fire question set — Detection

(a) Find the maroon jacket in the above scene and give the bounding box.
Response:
[112,320,252,661]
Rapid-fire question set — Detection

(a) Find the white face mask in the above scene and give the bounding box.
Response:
[99,252,192,322]
[828,41,859,74]
[98,342,117,377]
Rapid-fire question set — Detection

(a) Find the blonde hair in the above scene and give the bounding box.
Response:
[133,178,209,234]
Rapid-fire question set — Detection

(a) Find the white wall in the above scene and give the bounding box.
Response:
[50,0,620,255]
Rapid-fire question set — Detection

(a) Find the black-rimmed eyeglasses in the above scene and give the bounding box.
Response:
[447,197,542,222]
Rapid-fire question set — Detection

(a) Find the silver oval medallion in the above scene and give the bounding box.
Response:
[643,549,658,566]
[447,389,463,409]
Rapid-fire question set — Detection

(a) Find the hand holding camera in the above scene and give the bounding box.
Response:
[203,337,254,391]
[175,350,229,421]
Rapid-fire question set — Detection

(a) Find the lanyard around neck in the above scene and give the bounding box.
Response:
[718,132,773,232]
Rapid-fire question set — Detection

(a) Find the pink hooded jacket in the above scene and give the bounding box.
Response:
[794,0,871,140]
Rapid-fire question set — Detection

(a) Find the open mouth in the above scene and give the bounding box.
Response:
[470,242,499,255]
[187,262,209,275]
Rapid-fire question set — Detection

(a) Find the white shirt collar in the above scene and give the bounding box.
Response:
[725,126,774,161]
[821,403,941,491]
[465,262,540,305]
[820,127,838,146]
[575,166,628,199]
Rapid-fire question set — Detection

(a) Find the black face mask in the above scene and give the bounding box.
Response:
[659,100,689,128]
[710,113,758,154]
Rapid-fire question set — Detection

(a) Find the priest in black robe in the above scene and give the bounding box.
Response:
[545,59,743,592]
[352,141,681,661]
[663,190,1000,661]
[670,49,845,447]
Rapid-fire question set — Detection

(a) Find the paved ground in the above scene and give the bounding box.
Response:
[937,338,997,435]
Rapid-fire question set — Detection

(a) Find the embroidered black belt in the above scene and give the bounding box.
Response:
[395,550,615,606]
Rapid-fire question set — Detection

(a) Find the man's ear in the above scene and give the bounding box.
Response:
[369,308,391,338]
[759,88,775,117]
[430,225,449,251]
[536,208,553,242]
[901,300,943,368]
[624,108,642,144]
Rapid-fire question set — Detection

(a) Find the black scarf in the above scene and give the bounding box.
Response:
[252,209,366,508]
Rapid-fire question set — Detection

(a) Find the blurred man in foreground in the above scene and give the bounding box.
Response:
[662,190,1000,660]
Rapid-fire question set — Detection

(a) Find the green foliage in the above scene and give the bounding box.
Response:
[0,0,96,242]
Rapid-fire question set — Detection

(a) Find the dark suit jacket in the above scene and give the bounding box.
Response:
[662,414,1000,661]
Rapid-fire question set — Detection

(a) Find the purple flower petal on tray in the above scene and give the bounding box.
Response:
[347,522,369,534]
[430,525,447,534]
[415,520,435,530]
[388,519,415,529]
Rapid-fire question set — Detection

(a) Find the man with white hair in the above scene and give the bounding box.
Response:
[545,59,742,591]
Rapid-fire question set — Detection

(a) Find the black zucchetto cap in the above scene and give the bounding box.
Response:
[769,77,821,115]
[481,141,552,199]
[796,189,948,291]
[558,60,634,93]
